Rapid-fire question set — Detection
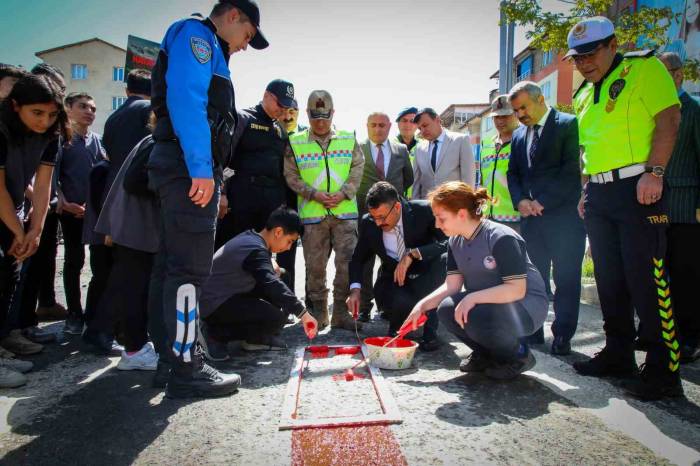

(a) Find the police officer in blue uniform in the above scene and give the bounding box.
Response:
[148,0,268,399]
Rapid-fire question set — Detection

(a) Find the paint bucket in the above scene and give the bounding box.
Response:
[363,337,418,370]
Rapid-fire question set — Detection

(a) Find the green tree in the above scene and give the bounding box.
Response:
[501,0,699,81]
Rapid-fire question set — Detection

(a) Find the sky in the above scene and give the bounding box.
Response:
[0,0,570,139]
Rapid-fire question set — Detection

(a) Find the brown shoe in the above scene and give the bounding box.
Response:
[36,303,68,321]
[310,300,330,328]
[330,304,363,331]
[0,330,44,355]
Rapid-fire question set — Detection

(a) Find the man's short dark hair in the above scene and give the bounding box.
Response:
[266,207,304,236]
[65,92,94,107]
[0,64,26,81]
[366,181,400,210]
[31,63,66,92]
[211,2,250,22]
[126,69,152,95]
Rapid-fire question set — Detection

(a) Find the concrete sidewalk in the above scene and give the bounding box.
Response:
[0,246,698,465]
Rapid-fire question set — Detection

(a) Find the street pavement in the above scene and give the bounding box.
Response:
[0,246,698,465]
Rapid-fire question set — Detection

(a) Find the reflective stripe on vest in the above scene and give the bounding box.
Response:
[479,138,520,223]
[290,129,358,224]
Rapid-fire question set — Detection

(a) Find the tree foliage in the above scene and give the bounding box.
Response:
[501,0,699,81]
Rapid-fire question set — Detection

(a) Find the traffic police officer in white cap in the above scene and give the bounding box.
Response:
[567,16,683,401]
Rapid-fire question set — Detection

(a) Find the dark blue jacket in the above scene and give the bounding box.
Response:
[506,109,581,216]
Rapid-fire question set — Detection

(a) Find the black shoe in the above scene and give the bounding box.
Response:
[485,350,536,380]
[460,351,492,373]
[551,336,571,356]
[357,311,370,323]
[82,329,114,355]
[634,338,652,352]
[153,360,171,389]
[418,338,442,352]
[202,337,230,362]
[573,347,637,378]
[63,316,84,335]
[166,360,241,399]
[622,364,684,401]
[523,328,545,345]
[680,343,700,364]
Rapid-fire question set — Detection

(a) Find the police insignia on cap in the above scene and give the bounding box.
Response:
[315,99,325,109]
[573,23,587,39]
[286,86,294,99]
[190,37,212,64]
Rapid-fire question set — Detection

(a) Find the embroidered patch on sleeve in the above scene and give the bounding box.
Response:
[190,37,212,64]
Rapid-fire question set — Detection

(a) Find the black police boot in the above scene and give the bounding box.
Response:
[573,346,637,378]
[165,352,241,399]
[82,328,115,355]
[622,364,684,401]
[460,351,493,373]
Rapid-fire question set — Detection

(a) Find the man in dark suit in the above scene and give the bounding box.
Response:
[506,81,585,355]
[356,112,414,321]
[347,182,446,351]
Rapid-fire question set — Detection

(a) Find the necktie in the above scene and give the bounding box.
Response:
[394,225,406,261]
[528,125,540,167]
[431,141,439,172]
[375,144,385,180]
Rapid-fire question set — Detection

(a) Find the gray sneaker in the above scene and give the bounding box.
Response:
[0,366,27,388]
[485,350,536,380]
[241,335,287,352]
[0,357,33,374]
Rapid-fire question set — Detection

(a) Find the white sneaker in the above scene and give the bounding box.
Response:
[0,357,33,373]
[117,342,158,371]
[111,341,125,356]
[0,366,27,388]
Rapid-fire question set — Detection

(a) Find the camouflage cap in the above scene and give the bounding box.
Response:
[307,90,333,120]
[488,95,514,117]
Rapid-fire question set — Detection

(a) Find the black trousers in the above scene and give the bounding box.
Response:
[90,245,153,351]
[521,211,585,341]
[437,291,535,362]
[585,175,680,373]
[148,244,169,358]
[373,254,446,340]
[0,224,21,337]
[216,179,296,290]
[148,141,220,366]
[58,214,85,317]
[667,223,700,346]
[203,292,288,341]
[84,244,113,324]
[18,212,59,327]
[360,257,376,315]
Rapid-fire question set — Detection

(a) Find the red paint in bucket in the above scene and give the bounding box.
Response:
[364,337,415,349]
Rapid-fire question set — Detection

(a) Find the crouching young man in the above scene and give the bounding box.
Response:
[200,207,317,360]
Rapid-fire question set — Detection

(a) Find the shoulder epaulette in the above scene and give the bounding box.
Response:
[624,49,655,59]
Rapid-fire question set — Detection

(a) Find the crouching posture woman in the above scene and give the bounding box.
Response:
[404,181,548,380]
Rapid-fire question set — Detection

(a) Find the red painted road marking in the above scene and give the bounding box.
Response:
[291,425,407,466]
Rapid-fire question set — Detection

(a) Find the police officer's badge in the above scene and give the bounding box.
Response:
[606,78,626,113]
[190,37,212,64]
[483,255,497,270]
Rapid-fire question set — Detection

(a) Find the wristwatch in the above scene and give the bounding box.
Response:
[408,248,421,260]
[644,165,665,178]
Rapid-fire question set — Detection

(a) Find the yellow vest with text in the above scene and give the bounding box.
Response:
[479,137,520,222]
[573,52,680,175]
[290,129,358,224]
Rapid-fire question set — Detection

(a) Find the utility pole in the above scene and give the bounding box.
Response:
[499,2,515,94]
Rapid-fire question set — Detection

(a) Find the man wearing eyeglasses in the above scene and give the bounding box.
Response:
[346,182,446,351]
[568,16,683,401]
[215,80,298,292]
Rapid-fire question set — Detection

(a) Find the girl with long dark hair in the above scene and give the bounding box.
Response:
[0,74,69,387]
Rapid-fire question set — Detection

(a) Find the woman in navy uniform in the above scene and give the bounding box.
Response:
[404,182,548,380]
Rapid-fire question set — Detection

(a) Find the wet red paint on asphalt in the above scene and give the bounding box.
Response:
[291,426,407,466]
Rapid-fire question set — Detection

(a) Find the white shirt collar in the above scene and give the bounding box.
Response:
[433,130,446,145]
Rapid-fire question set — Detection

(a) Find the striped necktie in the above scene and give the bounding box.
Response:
[394,225,406,260]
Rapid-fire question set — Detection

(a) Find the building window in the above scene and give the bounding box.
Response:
[112,96,127,110]
[542,81,552,101]
[542,50,553,67]
[71,64,88,80]
[485,117,493,131]
[455,111,472,125]
[516,56,533,82]
[113,67,124,82]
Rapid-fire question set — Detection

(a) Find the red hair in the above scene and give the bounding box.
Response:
[428,181,490,219]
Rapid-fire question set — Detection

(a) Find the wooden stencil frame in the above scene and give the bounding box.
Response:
[279,344,403,430]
